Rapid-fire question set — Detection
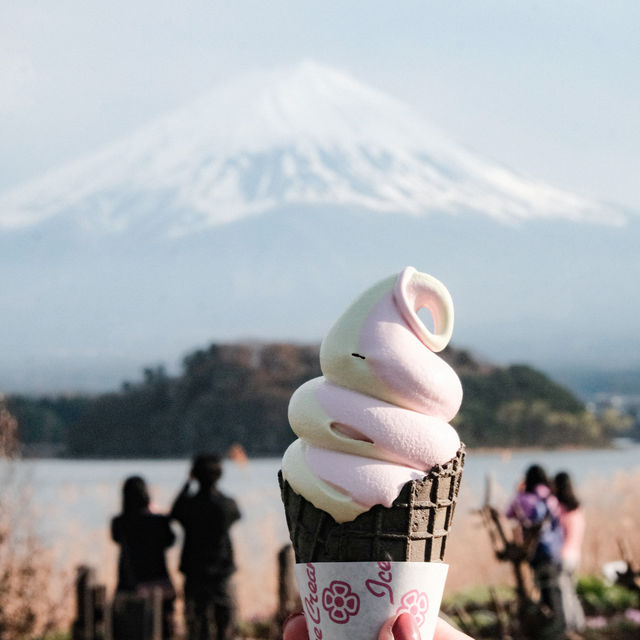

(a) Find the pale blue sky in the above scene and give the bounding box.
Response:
[1,1,639,209]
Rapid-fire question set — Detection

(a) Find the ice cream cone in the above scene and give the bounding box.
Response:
[279,445,465,563]
[279,268,466,640]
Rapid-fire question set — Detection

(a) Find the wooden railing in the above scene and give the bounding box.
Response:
[72,545,300,640]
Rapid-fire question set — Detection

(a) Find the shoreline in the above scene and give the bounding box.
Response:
[18,440,640,462]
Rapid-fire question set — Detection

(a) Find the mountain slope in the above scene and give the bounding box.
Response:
[1,205,638,393]
[0,61,636,393]
[0,60,623,235]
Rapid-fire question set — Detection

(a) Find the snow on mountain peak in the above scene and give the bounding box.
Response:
[0,60,625,234]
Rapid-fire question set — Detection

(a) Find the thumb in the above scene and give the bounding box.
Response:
[379,613,473,640]
[283,613,308,640]
[378,613,420,640]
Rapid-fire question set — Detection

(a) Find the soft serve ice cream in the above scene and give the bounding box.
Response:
[281,267,463,523]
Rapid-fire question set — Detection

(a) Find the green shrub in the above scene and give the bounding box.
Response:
[443,584,514,611]
[577,575,639,615]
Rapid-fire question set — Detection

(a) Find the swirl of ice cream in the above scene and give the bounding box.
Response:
[281,267,462,523]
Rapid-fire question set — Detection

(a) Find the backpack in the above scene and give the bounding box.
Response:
[523,496,563,566]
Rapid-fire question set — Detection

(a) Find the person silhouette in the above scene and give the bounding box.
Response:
[111,475,176,639]
[553,471,586,632]
[506,464,565,637]
[171,453,241,640]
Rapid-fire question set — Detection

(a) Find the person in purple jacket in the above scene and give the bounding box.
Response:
[506,464,565,637]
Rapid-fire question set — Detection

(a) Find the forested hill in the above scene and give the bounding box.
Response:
[6,342,632,458]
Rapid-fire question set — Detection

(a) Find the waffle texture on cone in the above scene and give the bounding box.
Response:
[280,445,465,563]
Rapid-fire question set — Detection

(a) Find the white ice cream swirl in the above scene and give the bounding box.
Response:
[281,267,462,523]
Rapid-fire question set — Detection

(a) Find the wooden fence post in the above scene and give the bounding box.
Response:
[111,589,163,640]
[93,584,108,640]
[72,565,94,640]
[151,587,163,640]
[72,565,108,640]
[71,564,166,640]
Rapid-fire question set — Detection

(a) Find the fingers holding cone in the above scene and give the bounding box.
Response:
[283,611,474,640]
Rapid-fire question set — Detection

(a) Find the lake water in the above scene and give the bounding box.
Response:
[15,443,640,546]
[7,445,640,619]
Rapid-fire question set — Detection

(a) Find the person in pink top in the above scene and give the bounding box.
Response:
[554,471,586,632]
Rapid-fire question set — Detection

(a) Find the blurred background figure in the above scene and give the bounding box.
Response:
[171,454,241,640]
[111,475,176,639]
[227,443,248,465]
[554,470,586,632]
[506,464,565,638]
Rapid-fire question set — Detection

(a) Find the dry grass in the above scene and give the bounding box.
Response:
[2,440,639,636]
[44,471,640,628]
[228,468,640,618]
[0,399,71,639]
[226,468,640,620]
[445,470,640,595]
[232,510,285,621]
[580,469,640,574]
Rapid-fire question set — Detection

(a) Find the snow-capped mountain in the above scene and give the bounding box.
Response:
[0,61,637,393]
[0,60,624,235]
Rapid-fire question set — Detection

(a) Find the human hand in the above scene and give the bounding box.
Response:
[283,611,474,640]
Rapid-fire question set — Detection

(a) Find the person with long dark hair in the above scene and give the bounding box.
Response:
[506,464,565,637]
[554,471,586,632]
[111,475,176,639]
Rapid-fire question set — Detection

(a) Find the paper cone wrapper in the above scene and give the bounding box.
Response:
[295,561,448,640]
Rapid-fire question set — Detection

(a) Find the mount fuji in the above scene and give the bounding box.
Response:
[1,61,637,393]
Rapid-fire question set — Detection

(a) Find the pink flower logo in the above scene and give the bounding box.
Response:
[322,580,360,624]
[396,590,429,627]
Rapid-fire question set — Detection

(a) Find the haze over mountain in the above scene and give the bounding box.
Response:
[1,61,637,393]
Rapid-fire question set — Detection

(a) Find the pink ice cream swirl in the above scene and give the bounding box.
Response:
[281,267,463,523]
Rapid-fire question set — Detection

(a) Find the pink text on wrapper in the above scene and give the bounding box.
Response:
[304,564,323,640]
[365,561,394,604]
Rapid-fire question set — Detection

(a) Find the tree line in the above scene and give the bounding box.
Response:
[5,342,632,458]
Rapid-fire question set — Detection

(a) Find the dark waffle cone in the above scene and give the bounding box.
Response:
[279,445,465,563]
